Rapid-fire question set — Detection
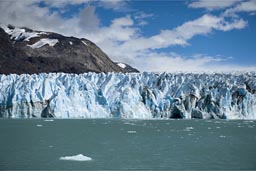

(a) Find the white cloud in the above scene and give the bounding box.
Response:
[44,0,88,8]
[215,18,247,31]
[134,53,256,72]
[224,0,256,16]
[112,16,134,27]
[0,0,253,72]
[0,1,78,35]
[114,14,247,53]
[188,0,242,10]
[130,52,256,72]
[134,12,154,26]
[84,15,138,43]
[79,6,100,32]
[134,12,154,20]
[136,53,224,72]
[98,0,129,11]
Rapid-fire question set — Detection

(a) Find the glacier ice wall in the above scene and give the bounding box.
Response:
[0,72,256,119]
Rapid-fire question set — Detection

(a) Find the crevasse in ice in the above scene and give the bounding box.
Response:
[0,72,255,119]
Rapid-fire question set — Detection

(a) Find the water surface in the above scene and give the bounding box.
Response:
[0,119,256,170]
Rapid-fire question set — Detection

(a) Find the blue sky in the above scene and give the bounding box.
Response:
[0,0,256,72]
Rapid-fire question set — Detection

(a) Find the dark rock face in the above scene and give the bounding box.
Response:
[0,25,139,74]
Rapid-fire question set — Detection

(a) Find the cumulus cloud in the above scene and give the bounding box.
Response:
[93,14,249,72]
[84,15,138,43]
[115,14,247,53]
[79,6,99,32]
[98,0,130,11]
[121,51,256,72]
[188,0,242,10]
[0,0,254,72]
[0,1,78,35]
[224,0,256,16]
[44,0,88,8]
[134,12,154,26]
[134,53,256,72]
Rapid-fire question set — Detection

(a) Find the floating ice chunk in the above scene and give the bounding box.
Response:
[28,38,58,49]
[69,41,73,45]
[184,127,194,131]
[117,63,126,69]
[219,135,226,138]
[36,124,42,127]
[60,154,92,161]
[127,130,136,134]
[244,120,254,123]
[44,119,54,122]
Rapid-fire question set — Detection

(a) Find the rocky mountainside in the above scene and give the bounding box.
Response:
[0,24,139,74]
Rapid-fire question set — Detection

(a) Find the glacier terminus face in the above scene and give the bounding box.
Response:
[0,72,255,119]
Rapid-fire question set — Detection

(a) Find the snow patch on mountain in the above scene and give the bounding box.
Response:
[27,38,59,49]
[0,24,46,41]
[117,63,126,69]
[0,72,255,119]
[82,41,88,46]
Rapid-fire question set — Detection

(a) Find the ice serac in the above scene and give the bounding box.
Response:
[0,72,255,119]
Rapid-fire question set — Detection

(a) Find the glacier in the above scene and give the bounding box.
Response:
[0,72,255,119]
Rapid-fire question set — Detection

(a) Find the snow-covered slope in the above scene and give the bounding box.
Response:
[0,72,255,119]
[0,24,47,41]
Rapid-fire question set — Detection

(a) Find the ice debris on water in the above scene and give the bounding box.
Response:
[184,127,194,131]
[127,130,137,134]
[44,119,54,122]
[0,72,256,119]
[59,154,92,161]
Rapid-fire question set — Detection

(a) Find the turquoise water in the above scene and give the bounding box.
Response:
[0,119,256,170]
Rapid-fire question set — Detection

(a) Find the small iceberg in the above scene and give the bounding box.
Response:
[36,124,42,127]
[59,154,92,161]
[184,127,194,131]
[127,130,137,134]
[44,119,54,122]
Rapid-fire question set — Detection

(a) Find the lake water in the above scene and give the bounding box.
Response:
[0,119,256,170]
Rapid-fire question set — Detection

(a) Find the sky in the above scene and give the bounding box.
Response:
[0,0,256,72]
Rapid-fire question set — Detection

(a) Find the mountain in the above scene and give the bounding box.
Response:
[0,24,139,74]
[0,72,255,119]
